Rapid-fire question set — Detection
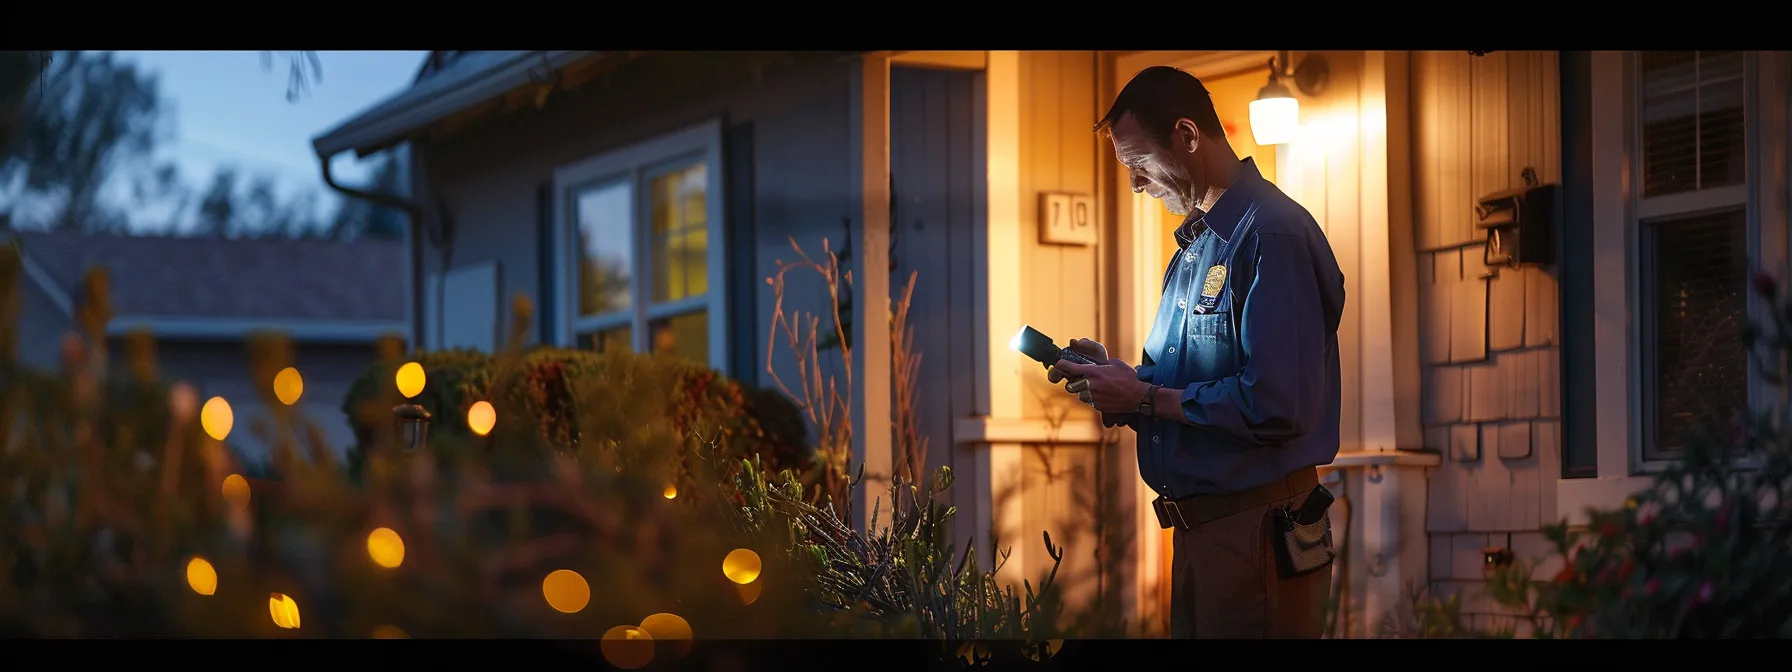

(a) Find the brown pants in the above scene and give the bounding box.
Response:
[1167,471,1330,639]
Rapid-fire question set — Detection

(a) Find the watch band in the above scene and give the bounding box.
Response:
[1136,384,1160,420]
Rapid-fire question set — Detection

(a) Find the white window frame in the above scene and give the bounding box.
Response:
[549,119,730,375]
[1563,50,1790,519]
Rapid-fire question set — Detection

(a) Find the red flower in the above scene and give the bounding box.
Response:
[1600,523,1621,539]
[1553,567,1578,585]
[1639,513,1655,526]
[1644,578,1662,595]
[1618,561,1636,581]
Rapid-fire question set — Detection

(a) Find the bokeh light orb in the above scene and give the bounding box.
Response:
[371,624,408,639]
[268,593,301,629]
[185,557,217,596]
[662,484,678,500]
[221,474,251,509]
[737,579,762,605]
[273,367,304,406]
[541,569,590,613]
[366,527,406,569]
[601,625,656,670]
[639,612,693,657]
[466,400,496,436]
[722,548,762,584]
[200,396,234,441]
[395,362,426,399]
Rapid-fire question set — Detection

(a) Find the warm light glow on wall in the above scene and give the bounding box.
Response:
[1250,96,1300,146]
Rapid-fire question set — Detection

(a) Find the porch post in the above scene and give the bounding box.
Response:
[974,50,1029,586]
[848,52,895,534]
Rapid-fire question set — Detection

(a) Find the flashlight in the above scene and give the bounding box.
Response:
[1010,324,1098,369]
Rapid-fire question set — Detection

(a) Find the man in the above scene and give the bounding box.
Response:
[1049,65,1346,639]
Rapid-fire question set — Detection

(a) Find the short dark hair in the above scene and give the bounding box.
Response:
[1094,66,1225,149]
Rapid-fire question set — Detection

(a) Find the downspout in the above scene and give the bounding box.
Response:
[318,152,452,350]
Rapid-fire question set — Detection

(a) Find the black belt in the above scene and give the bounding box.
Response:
[1152,467,1320,530]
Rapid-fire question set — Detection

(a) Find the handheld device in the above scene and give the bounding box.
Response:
[1009,324,1098,369]
[1294,484,1336,525]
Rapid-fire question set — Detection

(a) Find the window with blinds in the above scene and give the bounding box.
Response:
[1642,209,1749,457]
[1636,51,1751,459]
[1640,51,1746,197]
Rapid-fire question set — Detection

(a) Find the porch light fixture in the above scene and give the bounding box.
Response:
[394,403,432,452]
[1248,51,1330,146]
[392,361,431,451]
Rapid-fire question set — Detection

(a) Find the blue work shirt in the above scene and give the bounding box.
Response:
[1131,158,1346,499]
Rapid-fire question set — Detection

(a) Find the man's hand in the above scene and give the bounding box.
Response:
[1053,358,1152,416]
[1046,339,1132,426]
[1047,338,1110,383]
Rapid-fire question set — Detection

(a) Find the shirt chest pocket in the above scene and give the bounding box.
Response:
[1177,311,1241,383]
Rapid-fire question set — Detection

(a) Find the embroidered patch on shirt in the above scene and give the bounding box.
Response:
[1193,265,1227,313]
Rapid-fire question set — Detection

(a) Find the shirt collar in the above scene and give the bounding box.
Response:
[1173,157,1266,249]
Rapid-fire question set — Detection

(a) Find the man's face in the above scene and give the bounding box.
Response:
[1108,113,1201,216]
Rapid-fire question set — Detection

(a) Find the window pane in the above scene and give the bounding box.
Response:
[1640,51,1746,197]
[1645,207,1748,459]
[650,310,708,366]
[649,162,709,303]
[575,181,634,317]
[586,325,633,355]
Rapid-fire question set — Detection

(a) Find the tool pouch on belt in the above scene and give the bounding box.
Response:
[1271,484,1337,579]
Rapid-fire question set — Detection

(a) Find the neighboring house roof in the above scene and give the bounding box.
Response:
[11,231,407,342]
[311,50,598,160]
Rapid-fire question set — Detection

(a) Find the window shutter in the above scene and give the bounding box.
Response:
[1639,51,1746,198]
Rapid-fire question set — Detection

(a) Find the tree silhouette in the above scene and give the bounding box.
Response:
[0,50,174,232]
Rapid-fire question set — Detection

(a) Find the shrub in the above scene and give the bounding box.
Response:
[1414,270,1792,638]
[0,258,1083,652]
[340,347,814,483]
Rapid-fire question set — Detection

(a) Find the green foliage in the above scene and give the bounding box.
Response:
[730,458,1085,640]
[0,258,1090,651]
[340,347,815,485]
[1410,271,1792,639]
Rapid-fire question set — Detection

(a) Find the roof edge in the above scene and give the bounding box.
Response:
[311,50,598,159]
[106,316,408,343]
[16,249,75,317]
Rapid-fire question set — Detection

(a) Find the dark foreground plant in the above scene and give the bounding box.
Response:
[0,243,1096,658]
[1404,271,1792,639]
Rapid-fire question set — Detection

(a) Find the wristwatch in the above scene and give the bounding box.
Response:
[1135,384,1160,421]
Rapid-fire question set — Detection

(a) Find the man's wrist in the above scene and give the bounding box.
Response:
[1134,382,1159,420]
[1146,384,1181,423]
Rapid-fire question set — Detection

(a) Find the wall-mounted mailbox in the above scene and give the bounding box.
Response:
[1039,192,1096,246]
[1475,167,1555,269]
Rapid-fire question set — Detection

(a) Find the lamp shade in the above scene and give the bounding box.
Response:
[1249,96,1300,146]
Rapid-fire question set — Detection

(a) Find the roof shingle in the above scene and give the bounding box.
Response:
[13,232,406,323]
